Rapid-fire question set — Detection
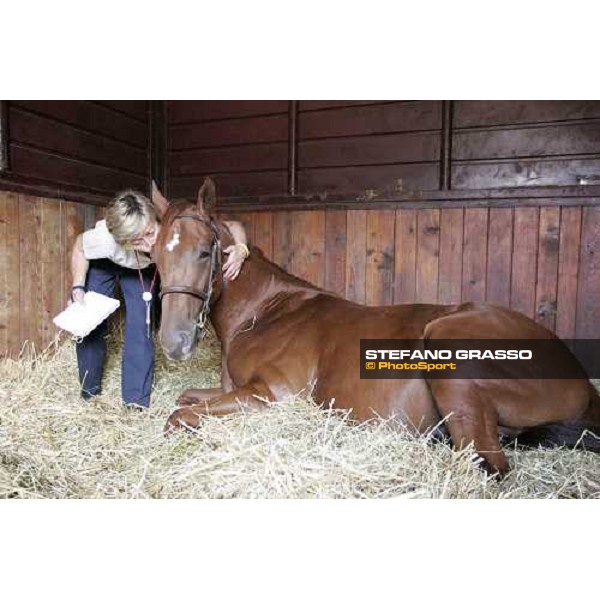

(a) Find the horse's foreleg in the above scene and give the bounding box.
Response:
[221,353,234,392]
[426,379,510,477]
[177,387,225,406]
[177,354,234,405]
[165,380,274,434]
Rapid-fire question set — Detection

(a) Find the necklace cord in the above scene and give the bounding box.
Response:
[135,250,159,296]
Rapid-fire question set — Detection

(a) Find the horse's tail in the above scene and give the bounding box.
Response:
[515,382,600,452]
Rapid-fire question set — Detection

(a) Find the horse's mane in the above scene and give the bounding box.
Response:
[245,245,335,298]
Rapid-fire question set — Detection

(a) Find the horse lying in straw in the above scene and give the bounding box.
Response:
[150,179,600,477]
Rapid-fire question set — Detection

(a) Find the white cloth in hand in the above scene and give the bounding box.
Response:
[53,292,121,338]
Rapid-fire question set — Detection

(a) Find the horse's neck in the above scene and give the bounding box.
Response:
[211,250,322,345]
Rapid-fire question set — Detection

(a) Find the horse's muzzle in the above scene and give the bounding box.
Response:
[160,329,195,361]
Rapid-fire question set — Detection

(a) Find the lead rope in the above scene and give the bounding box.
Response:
[135,251,159,338]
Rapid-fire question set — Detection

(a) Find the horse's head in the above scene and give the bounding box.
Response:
[151,178,224,360]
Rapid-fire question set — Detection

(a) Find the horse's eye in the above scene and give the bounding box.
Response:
[198,250,210,259]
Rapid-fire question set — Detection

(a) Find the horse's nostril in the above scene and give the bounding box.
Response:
[179,331,193,352]
[160,329,194,361]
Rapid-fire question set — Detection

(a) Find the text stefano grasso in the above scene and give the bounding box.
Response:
[364,349,533,360]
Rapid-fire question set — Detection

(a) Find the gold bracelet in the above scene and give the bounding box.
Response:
[237,243,250,259]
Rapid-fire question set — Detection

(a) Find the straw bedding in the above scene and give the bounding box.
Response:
[1,325,599,499]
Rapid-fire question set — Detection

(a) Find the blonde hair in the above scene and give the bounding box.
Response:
[105,190,156,244]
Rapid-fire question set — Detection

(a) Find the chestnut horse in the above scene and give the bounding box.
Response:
[151,179,600,476]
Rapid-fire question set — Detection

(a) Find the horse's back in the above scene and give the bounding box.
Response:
[227,292,588,428]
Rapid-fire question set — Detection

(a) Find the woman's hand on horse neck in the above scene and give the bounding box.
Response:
[222,220,248,281]
[70,234,89,304]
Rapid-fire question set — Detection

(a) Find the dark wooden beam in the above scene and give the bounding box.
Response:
[208,184,600,213]
[216,195,600,212]
[148,100,167,194]
[440,100,453,190]
[287,100,298,195]
[0,172,109,206]
[0,100,9,172]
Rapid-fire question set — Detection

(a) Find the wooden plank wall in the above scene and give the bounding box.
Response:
[168,100,443,197]
[221,204,600,339]
[6,101,148,195]
[168,101,290,198]
[297,101,442,193]
[6,100,600,199]
[453,101,600,189]
[0,191,103,357]
[170,100,600,198]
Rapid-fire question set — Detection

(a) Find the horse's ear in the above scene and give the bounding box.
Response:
[197,177,217,216]
[151,180,169,219]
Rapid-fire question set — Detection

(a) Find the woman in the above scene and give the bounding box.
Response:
[69,189,249,409]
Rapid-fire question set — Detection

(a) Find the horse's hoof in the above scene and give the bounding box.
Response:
[164,415,182,436]
[479,455,510,479]
[176,393,197,407]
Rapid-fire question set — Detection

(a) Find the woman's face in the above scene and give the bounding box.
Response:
[130,222,160,253]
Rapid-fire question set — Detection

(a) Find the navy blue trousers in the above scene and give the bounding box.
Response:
[76,259,156,408]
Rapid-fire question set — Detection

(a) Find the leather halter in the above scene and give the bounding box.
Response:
[159,214,222,336]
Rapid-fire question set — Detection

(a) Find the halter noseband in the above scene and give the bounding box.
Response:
[159,214,222,336]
